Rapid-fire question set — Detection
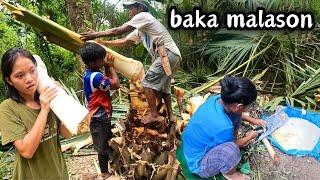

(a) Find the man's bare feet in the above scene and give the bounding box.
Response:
[141,113,164,124]
[222,171,250,180]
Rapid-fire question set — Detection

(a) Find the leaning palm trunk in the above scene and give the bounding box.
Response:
[0,0,145,82]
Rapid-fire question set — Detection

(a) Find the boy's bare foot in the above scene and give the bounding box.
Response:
[141,113,164,124]
[223,171,250,180]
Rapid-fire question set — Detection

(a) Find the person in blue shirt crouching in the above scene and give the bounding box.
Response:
[182,76,266,180]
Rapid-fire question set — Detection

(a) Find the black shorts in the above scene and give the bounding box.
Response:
[90,107,112,155]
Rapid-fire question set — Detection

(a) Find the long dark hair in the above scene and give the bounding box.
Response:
[220,76,257,106]
[1,47,39,103]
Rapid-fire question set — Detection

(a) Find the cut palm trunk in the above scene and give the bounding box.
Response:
[35,55,90,135]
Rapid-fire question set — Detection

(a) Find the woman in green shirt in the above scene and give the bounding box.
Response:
[0,47,70,180]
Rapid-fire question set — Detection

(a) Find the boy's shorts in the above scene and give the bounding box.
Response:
[90,107,112,155]
[142,50,181,94]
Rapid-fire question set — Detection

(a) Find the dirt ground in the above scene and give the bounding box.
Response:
[250,149,319,180]
[65,146,319,180]
[66,154,98,180]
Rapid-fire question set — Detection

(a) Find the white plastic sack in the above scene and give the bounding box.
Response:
[272,117,320,151]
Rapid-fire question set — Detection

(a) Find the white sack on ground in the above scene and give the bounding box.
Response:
[272,117,320,151]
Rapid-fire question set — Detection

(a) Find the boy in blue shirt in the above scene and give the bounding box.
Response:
[183,76,265,180]
[80,42,120,179]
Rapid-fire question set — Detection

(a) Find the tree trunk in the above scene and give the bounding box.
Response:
[66,0,93,33]
[66,0,93,79]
